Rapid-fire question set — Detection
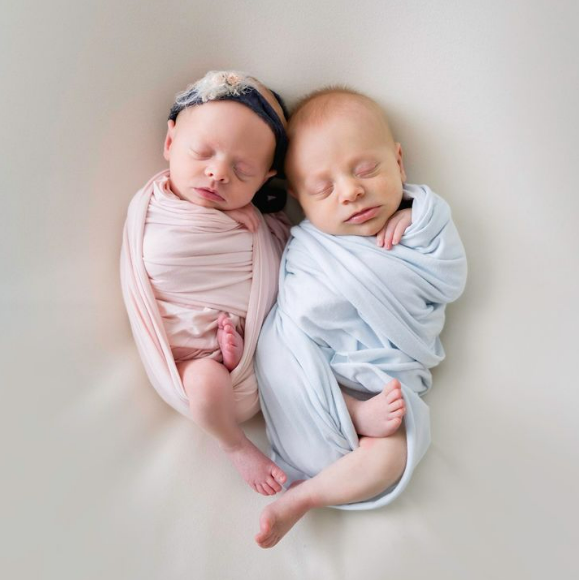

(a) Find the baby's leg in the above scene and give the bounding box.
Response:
[255,428,407,548]
[217,313,244,371]
[342,378,406,437]
[178,358,286,495]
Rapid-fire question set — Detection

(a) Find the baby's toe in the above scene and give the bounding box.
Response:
[388,417,402,430]
[390,408,405,418]
[271,466,287,484]
[266,476,282,493]
[262,535,278,549]
[386,387,403,403]
[389,398,405,411]
[261,483,276,496]
[383,378,401,394]
[255,483,269,496]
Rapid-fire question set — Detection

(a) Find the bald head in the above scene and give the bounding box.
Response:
[287,88,395,145]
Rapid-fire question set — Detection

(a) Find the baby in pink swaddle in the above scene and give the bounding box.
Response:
[122,71,290,495]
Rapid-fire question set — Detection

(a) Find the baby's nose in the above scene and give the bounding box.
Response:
[205,162,229,182]
[340,180,364,202]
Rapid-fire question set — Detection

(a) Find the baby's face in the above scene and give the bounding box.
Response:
[164,100,276,209]
[286,108,406,237]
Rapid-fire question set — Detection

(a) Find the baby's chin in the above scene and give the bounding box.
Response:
[309,217,388,238]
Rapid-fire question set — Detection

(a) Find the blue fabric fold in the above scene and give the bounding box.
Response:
[255,184,467,510]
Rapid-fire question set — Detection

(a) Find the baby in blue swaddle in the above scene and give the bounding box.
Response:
[254,88,467,548]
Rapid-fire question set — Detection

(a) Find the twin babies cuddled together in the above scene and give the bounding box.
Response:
[121,70,467,549]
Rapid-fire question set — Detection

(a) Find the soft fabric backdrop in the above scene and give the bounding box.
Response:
[2,0,577,578]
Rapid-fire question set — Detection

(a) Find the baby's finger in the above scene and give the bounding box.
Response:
[383,220,398,250]
[392,218,408,245]
[376,228,386,247]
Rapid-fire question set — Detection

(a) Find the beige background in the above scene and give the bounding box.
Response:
[2,0,578,578]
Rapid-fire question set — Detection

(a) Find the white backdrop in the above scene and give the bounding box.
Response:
[2,1,578,578]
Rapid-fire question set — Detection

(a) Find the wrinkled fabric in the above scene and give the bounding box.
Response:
[143,177,252,363]
[121,170,289,422]
[255,184,467,509]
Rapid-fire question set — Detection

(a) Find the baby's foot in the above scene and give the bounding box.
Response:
[217,313,244,371]
[255,484,312,548]
[222,436,287,496]
[350,379,406,437]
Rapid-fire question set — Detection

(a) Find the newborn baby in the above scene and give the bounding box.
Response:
[254,88,467,547]
[121,71,290,495]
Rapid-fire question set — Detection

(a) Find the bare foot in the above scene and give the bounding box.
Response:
[217,313,244,371]
[255,484,313,548]
[349,379,406,437]
[222,435,287,496]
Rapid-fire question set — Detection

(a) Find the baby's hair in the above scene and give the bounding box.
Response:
[288,86,392,139]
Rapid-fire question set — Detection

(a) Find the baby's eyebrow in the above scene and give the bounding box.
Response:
[352,155,378,166]
[304,169,331,182]
[235,156,257,168]
[188,139,212,149]
[305,176,331,189]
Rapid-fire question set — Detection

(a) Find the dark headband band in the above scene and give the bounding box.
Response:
[168,85,288,178]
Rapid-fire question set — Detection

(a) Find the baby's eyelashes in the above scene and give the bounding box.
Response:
[315,186,333,197]
[190,147,212,159]
[234,163,256,179]
[306,181,333,197]
[354,162,379,177]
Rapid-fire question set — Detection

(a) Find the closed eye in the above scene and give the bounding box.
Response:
[190,148,212,159]
[355,163,379,177]
[313,185,333,197]
[234,164,256,179]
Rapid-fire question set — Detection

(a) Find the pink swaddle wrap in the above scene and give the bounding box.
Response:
[121,170,289,422]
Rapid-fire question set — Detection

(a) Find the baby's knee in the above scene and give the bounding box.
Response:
[179,359,229,408]
[360,430,407,483]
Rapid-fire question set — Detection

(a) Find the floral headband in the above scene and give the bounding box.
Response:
[168,71,289,178]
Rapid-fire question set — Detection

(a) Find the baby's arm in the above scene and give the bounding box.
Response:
[223,203,260,232]
[376,208,412,250]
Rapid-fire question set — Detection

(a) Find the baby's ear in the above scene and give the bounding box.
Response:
[395,143,407,183]
[163,120,176,161]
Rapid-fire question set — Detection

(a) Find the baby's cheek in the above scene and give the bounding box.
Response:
[366,213,390,236]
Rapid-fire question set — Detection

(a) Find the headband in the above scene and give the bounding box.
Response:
[168,71,289,178]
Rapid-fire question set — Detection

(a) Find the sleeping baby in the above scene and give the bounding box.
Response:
[121,70,290,496]
[254,88,467,547]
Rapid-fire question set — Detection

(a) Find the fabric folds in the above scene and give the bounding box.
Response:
[255,184,467,509]
[121,170,289,422]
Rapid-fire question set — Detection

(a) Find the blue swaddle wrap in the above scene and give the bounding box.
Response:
[255,184,467,510]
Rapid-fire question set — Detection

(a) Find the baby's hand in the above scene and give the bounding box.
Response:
[376,208,412,250]
[223,203,260,233]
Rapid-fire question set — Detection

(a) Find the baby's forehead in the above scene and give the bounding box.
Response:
[175,100,262,131]
[290,93,387,133]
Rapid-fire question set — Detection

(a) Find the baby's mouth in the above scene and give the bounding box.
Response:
[194,187,225,202]
[345,206,380,224]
